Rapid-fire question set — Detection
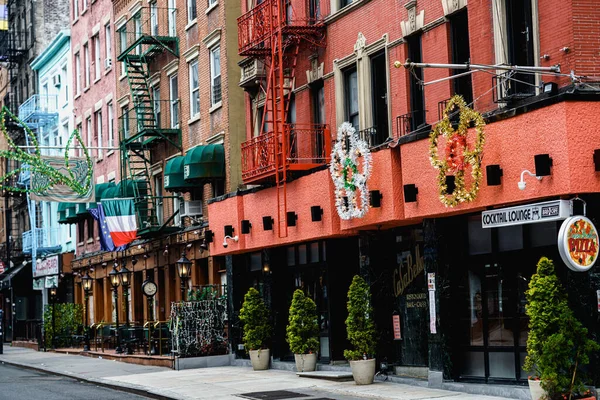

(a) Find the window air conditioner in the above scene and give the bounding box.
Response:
[105,58,112,69]
[52,74,61,87]
[181,200,203,217]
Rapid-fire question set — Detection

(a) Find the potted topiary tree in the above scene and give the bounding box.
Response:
[239,287,272,371]
[344,275,376,385]
[286,289,320,372]
[524,257,599,400]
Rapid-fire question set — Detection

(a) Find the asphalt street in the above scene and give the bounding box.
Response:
[0,362,151,400]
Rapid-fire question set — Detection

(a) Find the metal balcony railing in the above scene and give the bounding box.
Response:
[18,94,59,129]
[396,110,428,137]
[23,227,61,253]
[119,99,181,145]
[358,126,389,148]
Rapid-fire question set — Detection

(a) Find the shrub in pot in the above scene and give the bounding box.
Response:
[524,257,599,400]
[286,289,320,372]
[239,287,272,370]
[344,275,376,385]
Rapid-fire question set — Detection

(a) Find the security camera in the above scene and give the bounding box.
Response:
[222,240,228,248]
[518,180,526,190]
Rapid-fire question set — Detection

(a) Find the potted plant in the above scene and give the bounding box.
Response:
[239,287,272,370]
[524,257,599,400]
[344,275,377,385]
[286,289,320,372]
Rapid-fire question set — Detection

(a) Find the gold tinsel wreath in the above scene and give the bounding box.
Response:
[429,95,486,207]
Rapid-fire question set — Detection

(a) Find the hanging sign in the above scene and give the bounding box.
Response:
[34,255,60,278]
[429,290,437,334]
[392,314,402,340]
[558,216,599,272]
[44,275,58,289]
[482,200,571,229]
[33,278,44,291]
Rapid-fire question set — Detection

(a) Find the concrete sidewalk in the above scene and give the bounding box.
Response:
[0,346,515,400]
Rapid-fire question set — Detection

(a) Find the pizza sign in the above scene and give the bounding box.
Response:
[558,216,599,272]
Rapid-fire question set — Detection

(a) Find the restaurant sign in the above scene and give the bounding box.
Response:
[33,255,60,278]
[558,216,599,272]
[482,200,571,229]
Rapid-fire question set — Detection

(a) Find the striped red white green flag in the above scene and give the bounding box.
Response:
[101,198,137,247]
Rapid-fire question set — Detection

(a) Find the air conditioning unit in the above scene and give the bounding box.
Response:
[105,58,112,69]
[52,74,61,87]
[181,200,203,217]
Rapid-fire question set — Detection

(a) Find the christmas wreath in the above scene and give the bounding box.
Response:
[330,122,372,219]
[429,95,485,207]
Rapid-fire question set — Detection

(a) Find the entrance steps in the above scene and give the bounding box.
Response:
[297,370,353,381]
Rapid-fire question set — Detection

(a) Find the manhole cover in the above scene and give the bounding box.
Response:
[239,390,310,400]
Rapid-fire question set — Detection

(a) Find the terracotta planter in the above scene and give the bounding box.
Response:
[249,349,270,371]
[349,359,376,385]
[528,379,545,400]
[294,353,317,372]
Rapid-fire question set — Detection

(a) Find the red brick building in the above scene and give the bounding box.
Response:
[208,0,600,389]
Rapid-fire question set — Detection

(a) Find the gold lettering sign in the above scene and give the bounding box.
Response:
[393,246,425,297]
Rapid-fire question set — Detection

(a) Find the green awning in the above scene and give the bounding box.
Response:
[76,203,89,216]
[88,182,117,209]
[164,156,195,192]
[183,145,225,182]
[102,184,120,199]
[58,203,78,224]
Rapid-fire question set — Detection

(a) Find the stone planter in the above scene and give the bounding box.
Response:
[349,359,376,385]
[249,349,270,371]
[294,353,317,372]
[528,379,545,400]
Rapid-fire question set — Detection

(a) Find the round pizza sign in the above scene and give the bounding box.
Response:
[558,216,599,272]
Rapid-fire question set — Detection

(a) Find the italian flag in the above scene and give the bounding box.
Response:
[101,198,138,247]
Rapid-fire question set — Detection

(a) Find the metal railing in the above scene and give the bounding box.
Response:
[119,99,181,143]
[117,7,178,60]
[18,94,59,126]
[23,227,62,252]
[358,126,387,147]
[396,110,428,137]
[492,71,536,103]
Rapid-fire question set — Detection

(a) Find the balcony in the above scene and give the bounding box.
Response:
[396,110,430,137]
[116,7,179,62]
[241,123,331,183]
[0,30,30,63]
[119,99,181,149]
[23,227,62,254]
[239,58,266,88]
[18,94,59,129]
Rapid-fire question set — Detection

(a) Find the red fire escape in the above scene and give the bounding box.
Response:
[238,0,329,238]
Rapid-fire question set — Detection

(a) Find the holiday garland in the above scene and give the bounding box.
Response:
[330,122,372,219]
[0,106,93,196]
[429,95,485,207]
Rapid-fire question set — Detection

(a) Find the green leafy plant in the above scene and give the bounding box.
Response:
[43,303,84,348]
[524,257,599,400]
[344,275,376,361]
[239,287,271,351]
[286,289,320,355]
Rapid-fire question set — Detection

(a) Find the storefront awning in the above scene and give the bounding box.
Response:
[0,263,26,290]
[76,202,89,216]
[183,145,225,182]
[88,182,117,210]
[58,202,78,224]
[164,156,195,192]
[102,183,120,200]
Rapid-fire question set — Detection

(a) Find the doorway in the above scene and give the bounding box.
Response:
[370,51,388,146]
[505,0,535,98]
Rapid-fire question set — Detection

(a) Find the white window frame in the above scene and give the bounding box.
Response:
[86,117,92,155]
[208,0,217,8]
[187,0,197,22]
[189,60,200,117]
[104,24,112,70]
[95,110,103,159]
[75,52,81,95]
[84,43,90,88]
[173,192,182,226]
[61,63,68,104]
[152,86,161,125]
[107,102,114,147]
[73,0,79,18]
[122,105,129,139]
[168,0,176,37]
[119,27,127,76]
[94,34,101,81]
[150,2,159,35]
[169,73,179,128]
[210,46,221,106]
[154,174,163,224]
[82,0,88,10]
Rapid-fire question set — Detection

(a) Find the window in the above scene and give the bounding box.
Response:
[82,0,88,10]
[86,215,94,240]
[95,110,103,158]
[189,60,200,117]
[75,53,81,95]
[152,86,161,125]
[407,34,425,130]
[154,175,163,224]
[76,123,83,156]
[107,102,114,147]
[122,106,129,139]
[210,46,221,106]
[449,9,473,104]
[104,24,112,69]
[169,74,179,128]
[61,64,68,104]
[150,2,159,35]
[77,220,85,243]
[93,35,101,81]
[173,192,182,226]
[370,51,388,145]
[86,117,92,152]
[73,0,79,18]
[83,43,90,88]
[168,0,176,36]
[134,13,142,55]
[311,80,325,159]
[212,180,225,197]
[308,0,319,20]
[188,0,197,22]
[344,67,359,131]
[340,0,353,8]
[118,27,127,75]
[208,0,217,8]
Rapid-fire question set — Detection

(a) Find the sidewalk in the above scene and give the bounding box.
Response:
[0,346,515,400]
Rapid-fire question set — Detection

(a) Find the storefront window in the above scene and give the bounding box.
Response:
[468,217,491,255]
[498,225,523,252]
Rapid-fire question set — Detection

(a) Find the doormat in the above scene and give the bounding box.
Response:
[238,390,310,400]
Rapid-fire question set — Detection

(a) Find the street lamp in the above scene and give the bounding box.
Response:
[176,253,192,301]
[49,284,57,349]
[81,271,93,351]
[108,264,122,354]
[119,263,132,327]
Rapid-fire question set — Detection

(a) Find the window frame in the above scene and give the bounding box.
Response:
[169,73,179,128]
[93,34,101,81]
[83,43,90,88]
[104,24,112,69]
[107,102,114,147]
[343,66,359,131]
[210,46,222,106]
[75,52,81,95]
[95,109,103,159]
[189,60,200,117]
[187,0,197,22]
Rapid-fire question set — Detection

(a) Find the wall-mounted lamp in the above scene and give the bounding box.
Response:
[593,149,600,172]
[263,216,274,231]
[518,170,542,190]
[369,190,383,208]
[224,225,234,237]
[403,184,418,203]
[445,176,456,194]
[204,230,214,243]
[310,206,323,222]
[534,154,553,177]
[287,212,298,227]
[223,235,239,248]
[543,82,558,95]
[241,220,252,234]
[486,165,503,186]
[199,239,208,250]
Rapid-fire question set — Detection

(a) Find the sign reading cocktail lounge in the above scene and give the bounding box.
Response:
[482,200,571,229]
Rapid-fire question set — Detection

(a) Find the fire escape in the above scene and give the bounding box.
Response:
[117,7,181,237]
[237,0,329,238]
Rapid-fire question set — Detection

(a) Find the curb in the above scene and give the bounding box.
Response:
[0,357,181,400]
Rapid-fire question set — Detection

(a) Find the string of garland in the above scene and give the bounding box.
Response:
[330,122,372,220]
[429,95,485,207]
[0,106,93,195]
